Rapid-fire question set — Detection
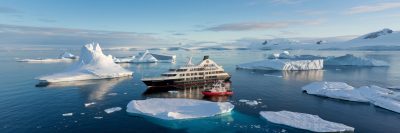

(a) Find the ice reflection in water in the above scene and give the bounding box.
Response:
[282,70,324,81]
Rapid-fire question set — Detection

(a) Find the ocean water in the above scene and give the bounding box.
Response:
[1,49,400,133]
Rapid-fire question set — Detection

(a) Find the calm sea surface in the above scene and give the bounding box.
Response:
[0,49,399,133]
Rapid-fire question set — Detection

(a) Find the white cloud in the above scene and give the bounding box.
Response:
[204,19,323,31]
[347,2,400,14]
[0,24,172,48]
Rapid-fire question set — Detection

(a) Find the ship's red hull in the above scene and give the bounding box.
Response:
[202,91,233,96]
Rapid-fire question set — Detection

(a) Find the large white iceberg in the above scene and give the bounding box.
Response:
[324,54,389,66]
[126,98,234,120]
[302,81,400,113]
[151,53,176,63]
[38,43,133,82]
[260,111,354,132]
[16,52,78,63]
[237,59,323,71]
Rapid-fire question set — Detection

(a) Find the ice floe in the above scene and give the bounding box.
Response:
[126,98,234,120]
[237,59,323,71]
[62,113,73,116]
[37,43,133,83]
[303,81,400,113]
[84,102,96,107]
[104,107,122,114]
[260,110,354,132]
[239,99,261,106]
[94,116,103,119]
[324,54,389,66]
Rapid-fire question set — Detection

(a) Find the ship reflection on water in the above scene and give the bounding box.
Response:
[143,81,232,102]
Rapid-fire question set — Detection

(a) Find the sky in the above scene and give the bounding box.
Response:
[1,0,400,48]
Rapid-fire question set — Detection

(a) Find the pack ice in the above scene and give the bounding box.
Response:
[38,43,133,82]
[302,81,400,113]
[260,111,354,132]
[126,98,234,120]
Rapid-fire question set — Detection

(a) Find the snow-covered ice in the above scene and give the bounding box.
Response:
[324,54,389,66]
[303,81,400,113]
[84,102,96,107]
[113,50,158,63]
[37,43,133,83]
[237,59,323,71]
[17,52,77,63]
[59,52,78,59]
[151,53,176,63]
[260,111,354,132]
[62,113,73,116]
[267,51,291,59]
[126,98,234,120]
[113,56,136,63]
[104,107,122,114]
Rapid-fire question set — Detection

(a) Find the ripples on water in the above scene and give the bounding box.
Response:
[0,50,399,133]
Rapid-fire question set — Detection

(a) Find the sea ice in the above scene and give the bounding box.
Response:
[84,102,96,107]
[237,59,323,71]
[303,81,400,113]
[126,98,234,120]
[37,43,133,82]
[104,107,122,114]
[62,113,73,116]
[239,99,260,106]
[94,116,103,119]
[324,54,389,66]
[260,111,354,132]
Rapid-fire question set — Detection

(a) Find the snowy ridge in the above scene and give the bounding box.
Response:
[260,111,354,132]
[38,43,133,82]
[126,98,234,120]
[302,82,400,113]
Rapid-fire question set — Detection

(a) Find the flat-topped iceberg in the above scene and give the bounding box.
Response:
[260,111,354,132]
[303,81,400,113]
[16,52,78,63]
[126,98,234,120]
[150,53,176,63]
[38,43,133,82]
[324,54,389,66]
[237,59,323,71]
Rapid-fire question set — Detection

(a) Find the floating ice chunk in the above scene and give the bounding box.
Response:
[84,102,96,107]
[107,93,118,96]
[302,81,368,102]
[239,99,260,106]
[104,107,122,114]
[59,52,78,59]
[263,74,283,78]
[303,81,400,113]
[113,56,135,63]
[62,113,73,116]
[260,111,354,132]
[324,54,389,66]
[151,53,176,63]
[37,43,133,83]
[237,59,323,71]
[94,116,103,119]
[16,58,75,63]
[126,98,234,120]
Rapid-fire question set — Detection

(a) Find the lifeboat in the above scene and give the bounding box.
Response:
[202,81,233,96]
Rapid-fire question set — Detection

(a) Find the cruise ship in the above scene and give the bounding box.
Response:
[142,56,231,87]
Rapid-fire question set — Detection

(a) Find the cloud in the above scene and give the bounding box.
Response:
[0,24,171,48]
[0,6,21,14]
[204,19,323,31]
[346,2,400,14]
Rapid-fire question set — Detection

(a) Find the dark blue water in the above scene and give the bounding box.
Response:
[1,49,400,133]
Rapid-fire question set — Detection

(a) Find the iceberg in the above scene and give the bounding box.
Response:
[260,111,354,132]
[126,98,234,120]
[62,113,73,116]
[150,53,176,63]
[303,81,400,113]
[237,59,323,71]
[37,43,133,83]
[113,50,158,63]
[324,54,389,66]
[267,51,291,59]
[113,56,136,63]
[17,52,78,63]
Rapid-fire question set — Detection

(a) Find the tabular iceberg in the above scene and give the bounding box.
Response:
[302,81,400,113]
[237,59,323,71]
[113,50,158,63]
[126,98,234,120]
[38,43,133,83]
[324,54,389,66]
[260,111,354,132]
[17,52,78,63]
